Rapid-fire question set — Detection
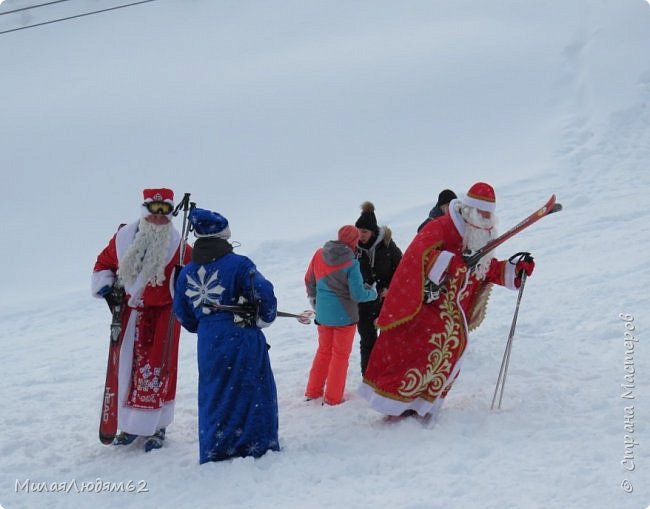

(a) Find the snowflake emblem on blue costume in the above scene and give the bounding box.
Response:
[185,266,225,308]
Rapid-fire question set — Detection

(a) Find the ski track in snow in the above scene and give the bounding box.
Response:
[1,2,650,509]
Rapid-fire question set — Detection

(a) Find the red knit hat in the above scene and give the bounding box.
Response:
[463,182,496,212]
[338,225,360,249]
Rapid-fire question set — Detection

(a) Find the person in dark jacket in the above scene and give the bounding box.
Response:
[354,202,403,375]
[417,189,457,232]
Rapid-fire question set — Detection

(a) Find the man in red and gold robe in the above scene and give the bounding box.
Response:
[360,182,535,419]
[91,188,191,450]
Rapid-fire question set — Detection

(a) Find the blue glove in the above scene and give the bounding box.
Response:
[100,284,124,309]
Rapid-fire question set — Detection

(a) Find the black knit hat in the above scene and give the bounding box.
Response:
[436,189,457,207]
[355,201,378,232]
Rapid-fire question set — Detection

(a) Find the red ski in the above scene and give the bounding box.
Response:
[464,194,562,268]
[99,287,126,445]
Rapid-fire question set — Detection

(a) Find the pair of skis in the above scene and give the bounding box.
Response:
[99,286,126,445]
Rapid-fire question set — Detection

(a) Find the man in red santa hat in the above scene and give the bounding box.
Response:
[359,182,535,421]
[91,188,191,451]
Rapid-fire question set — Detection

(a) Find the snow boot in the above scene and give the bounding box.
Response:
[113,432,138,446]
[144,428,166,452]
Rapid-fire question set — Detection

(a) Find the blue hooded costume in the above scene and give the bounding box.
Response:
[173,208,279,463]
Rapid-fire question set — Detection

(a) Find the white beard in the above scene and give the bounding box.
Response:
[118,218,173,288]
[461,205,498,280]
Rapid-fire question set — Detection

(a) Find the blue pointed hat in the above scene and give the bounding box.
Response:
[189,208,231,239]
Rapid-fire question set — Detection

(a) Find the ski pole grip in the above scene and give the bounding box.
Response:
[508,251,531,264]
[508,251,534,279]
[173,193,192,216]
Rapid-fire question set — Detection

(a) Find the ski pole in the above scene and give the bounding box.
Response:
[174,193,194,276]
[205,303,315,325]
[490,255,530,410]
[276,310,315,324]
[161,193,193,384]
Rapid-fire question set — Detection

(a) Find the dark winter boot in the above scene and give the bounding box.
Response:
[144,428,166,452]
[113,432,138,446]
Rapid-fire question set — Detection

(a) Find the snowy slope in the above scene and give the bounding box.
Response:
[1,1,650,509]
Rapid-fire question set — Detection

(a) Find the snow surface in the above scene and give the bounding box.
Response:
[1,1,649,508]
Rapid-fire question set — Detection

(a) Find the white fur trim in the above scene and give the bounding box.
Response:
[194,225,231,240]
[448,199,465,237]
[168,271,176,298]
[91,269,115,297]
[427,250,455,285]
[256,317,274,329]
[115,221,138,260]
[143,197,174,204]
[504,260,518,290]
[117,312,175,435]
[358,382,445,417]
[463,195,496,212]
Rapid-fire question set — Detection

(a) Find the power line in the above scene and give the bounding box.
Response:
[0,0,76,17]
[0,0,159,35]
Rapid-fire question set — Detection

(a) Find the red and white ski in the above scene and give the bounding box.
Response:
[99,288,126,445]
[464,194,562,268]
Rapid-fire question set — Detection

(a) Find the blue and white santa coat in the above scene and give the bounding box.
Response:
[173,247,279,464]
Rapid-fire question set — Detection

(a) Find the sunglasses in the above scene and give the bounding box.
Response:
[145,201,173,215]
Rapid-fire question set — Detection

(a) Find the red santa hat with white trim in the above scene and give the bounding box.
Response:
[141,187,175,217]
[462,182,496,213]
